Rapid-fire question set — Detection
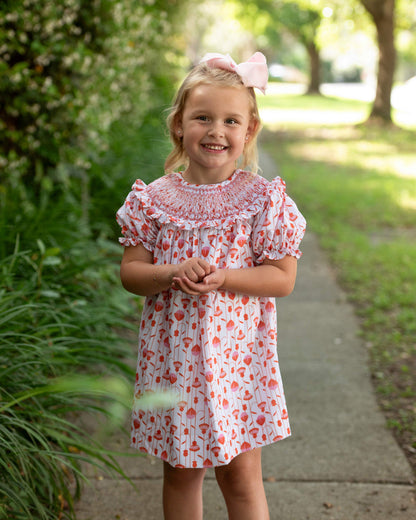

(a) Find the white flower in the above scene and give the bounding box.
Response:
[5,12,19,23]
[11,73,22,83]
[63,55,74,67]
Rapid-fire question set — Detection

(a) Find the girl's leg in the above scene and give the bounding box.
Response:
[162,461,206,520]
[215,448,269,520]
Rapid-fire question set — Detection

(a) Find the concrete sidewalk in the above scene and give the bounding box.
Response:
[75,158,415,519]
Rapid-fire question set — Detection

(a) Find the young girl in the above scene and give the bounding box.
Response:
[116,52,306,520]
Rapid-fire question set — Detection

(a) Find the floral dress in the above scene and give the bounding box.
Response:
[116,169,306,468]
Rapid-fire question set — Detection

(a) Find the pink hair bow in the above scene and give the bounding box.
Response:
[199,52,268,94]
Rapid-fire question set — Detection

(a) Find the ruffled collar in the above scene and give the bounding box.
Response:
[131,170,282,229]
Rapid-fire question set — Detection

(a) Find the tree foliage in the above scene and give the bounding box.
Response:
[232,0,411,123]
[0,0,181,200]
[396,0,416,69]
[1,0,107,182]
[275,1,322,92]
[230,0,324,92]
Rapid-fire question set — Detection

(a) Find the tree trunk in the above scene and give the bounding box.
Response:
[361,0,396,123]
[306,41,321,94]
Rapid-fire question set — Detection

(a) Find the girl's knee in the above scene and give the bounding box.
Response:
[215,449,269,519]
[215,448,263,494]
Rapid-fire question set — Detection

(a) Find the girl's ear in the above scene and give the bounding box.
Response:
[245,118,259,143]
[173,115,183,138]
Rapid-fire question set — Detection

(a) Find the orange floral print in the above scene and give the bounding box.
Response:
[117,169,306,468]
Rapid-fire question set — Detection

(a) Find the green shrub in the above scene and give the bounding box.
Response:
[0,237,135,520]
[0,0,113,182]
[0,0,183,233]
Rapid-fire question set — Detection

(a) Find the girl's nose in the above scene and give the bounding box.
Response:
[207,121,224,138]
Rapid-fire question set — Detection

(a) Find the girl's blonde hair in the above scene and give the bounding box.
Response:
[164,62,262,174]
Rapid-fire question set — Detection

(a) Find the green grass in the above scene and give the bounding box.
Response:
[259,89,416,473]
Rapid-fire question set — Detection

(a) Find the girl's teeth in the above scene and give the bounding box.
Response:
[205,145,225,150]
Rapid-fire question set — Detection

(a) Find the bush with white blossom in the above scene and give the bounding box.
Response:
[0,0,183,198]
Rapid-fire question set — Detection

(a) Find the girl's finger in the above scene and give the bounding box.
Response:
[196,258,212,274]
[183,277,214,294]
[172,277,199,295]
[191,266,207,280]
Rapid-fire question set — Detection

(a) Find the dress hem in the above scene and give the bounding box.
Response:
[129,432,291,469]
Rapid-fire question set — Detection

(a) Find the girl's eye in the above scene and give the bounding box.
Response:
[226,118,238,125]
[197,115,208,121]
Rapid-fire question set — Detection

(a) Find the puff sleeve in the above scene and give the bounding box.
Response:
[252,177,306,262]
[116,180,159,252]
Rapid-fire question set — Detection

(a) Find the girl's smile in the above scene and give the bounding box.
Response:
[201,143,228,152]
[177,84,257,184]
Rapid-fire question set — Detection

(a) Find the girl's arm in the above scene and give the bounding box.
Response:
[173,255,297,298]
[120,244,212,296]
[223,256,297,297]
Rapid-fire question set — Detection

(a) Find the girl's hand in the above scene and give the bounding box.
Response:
[172,258,212,285]
[172,265,225,295]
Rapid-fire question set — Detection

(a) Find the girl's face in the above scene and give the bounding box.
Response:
[177,83,258,184]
